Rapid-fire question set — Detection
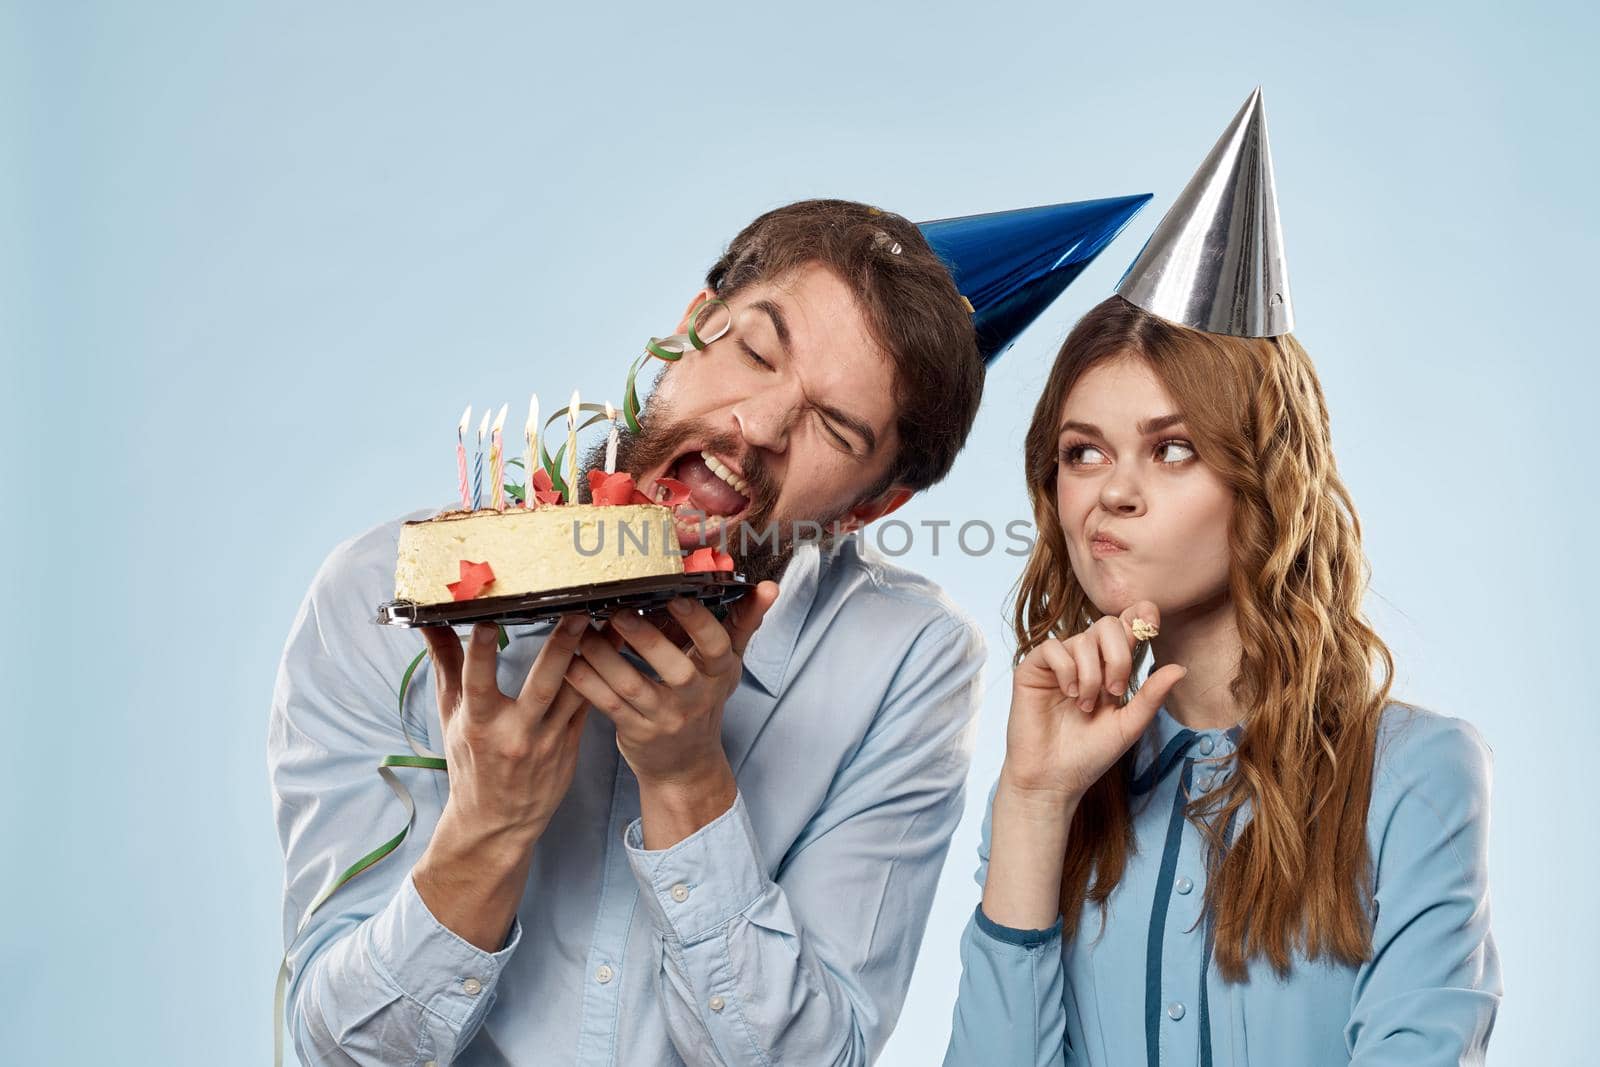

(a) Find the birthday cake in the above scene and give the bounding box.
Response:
[392,468,735,608]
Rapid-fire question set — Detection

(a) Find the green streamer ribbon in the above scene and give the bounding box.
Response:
[622,298,729,434]
[272,625,508,1066]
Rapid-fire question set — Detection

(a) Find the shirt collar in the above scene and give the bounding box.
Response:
[738,542,825,695]
[1136,701,1246,779]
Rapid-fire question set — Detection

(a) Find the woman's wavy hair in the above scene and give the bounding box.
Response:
[1011,295,1401,980]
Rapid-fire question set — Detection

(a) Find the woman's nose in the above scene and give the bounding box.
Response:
[1099,470,1144,514]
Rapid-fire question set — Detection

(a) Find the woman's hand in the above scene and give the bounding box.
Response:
[979,600,1187,930]
[1001,599,1188,805]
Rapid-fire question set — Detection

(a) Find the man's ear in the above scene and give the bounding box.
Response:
[834,485,914,537]
[675,287,718,335]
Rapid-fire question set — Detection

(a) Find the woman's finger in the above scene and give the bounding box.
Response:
[1068,632,1102,713]
[1093,618,1134,701]
[1117,600,1163,651]
[1122,663,1188,736]
[1033,639,1079,702]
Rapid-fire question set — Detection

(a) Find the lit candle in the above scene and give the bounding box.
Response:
[524,392,539,507]
[473,408,490,509]
[456,405,472,510]
[604,401,618,474]
[566,389,580,501]
[489,403,508,510]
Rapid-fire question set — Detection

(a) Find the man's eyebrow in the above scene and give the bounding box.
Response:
[1058,413,1187,436]
[748,296,875,455]
[750,299,792,356]
[818,401,878,456]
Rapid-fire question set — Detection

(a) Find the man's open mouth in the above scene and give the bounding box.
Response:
[656,449,753,547]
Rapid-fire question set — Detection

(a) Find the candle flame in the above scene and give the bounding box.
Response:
[567,388,580,426]
[458,405,472,438]
[526,392,539,436]
[477,408,491,441]
[605,401,616,421]
[492,403,507,435]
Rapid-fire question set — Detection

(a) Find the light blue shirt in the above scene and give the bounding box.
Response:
[269,507,986,1066]
[944,702,1501,1066]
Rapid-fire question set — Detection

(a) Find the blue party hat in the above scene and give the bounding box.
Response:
[919,194,1152,365]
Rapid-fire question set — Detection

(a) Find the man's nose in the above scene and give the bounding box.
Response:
[731,389,796,454]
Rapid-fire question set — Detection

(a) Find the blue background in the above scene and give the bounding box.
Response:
[6,1,1595,1062]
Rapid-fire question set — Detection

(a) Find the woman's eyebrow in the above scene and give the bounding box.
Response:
[1137,413,1187,434]
[1058,413,1186,437]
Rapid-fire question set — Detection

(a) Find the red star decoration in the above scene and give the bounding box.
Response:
[587,469,640,506]
[682,547,735,574]
[654,477,692,507]
[530,467,564,506]
[447,559,497,601]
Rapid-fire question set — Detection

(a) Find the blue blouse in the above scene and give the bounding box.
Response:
[944,703,1500,1066]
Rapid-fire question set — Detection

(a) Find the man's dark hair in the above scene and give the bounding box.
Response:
[704,198,983,499]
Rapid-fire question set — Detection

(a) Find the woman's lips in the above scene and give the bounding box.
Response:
[1089,535,1128,558]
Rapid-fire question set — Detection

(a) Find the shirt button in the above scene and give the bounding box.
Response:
[670,883,690,903]
[708,995,726,1013]
[1198,736,1215,755]
[461,977,482,996]
[595,964,614,984]
[1167,1001,1186,1021]
[1175,876,1194,895]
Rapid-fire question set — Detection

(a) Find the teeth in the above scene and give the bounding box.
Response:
[700,450,749,496]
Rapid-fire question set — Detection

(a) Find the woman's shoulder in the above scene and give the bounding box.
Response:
[1369,701,1495,829]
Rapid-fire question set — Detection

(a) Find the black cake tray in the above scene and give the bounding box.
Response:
[376,571,755,629]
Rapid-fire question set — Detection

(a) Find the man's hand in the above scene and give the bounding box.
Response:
[564,582,779,848]
[411,613,591,950]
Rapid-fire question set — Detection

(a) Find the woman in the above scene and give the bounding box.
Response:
[944,93,1500,1067]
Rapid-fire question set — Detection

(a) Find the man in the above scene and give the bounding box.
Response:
[270,195,1144,1065]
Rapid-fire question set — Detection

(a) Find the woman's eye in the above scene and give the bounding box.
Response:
[1157,439,1196,463]
[1060,443,1106,465]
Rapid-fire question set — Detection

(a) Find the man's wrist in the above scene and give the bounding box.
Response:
[635,755,738,851]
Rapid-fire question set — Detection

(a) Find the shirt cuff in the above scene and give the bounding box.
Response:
[972,902,1064,949]
[624,790,768,944]
[364,870,524,1031]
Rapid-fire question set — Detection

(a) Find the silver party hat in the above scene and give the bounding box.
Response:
[1116,88,1294,337]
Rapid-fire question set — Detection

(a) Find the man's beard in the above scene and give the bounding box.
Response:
[577,392,855,586]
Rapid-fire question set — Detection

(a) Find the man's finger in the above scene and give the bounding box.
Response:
[726,581,780,658]
[548,679,590,729]
[517,613,591,713]
[576,630,661,717]
[461,622,507,712]
[565,657,650,731]
[610,610,698,687]
[665,598,735,675]
[420,626,464,727]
